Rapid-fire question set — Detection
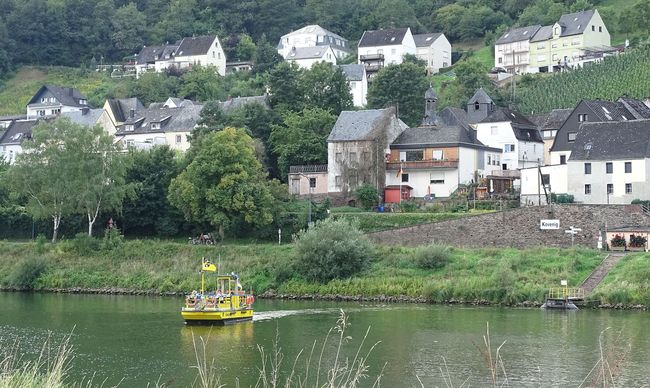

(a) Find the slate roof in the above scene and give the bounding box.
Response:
[286,46,332,60]
[391,107,497,151]
[219,95,269,112]
[467,88,493,105]
[528,108,572,130]
[61,108,104,127]
[480,108,543,143]
[618,97,650,119]
[558,10,595,37]
[358,28,409,47]
[27,85,89,107]
[570,119,650,161]
[136,45,164,64]
[278,25,348,50]
[413,33,443,47]
[328,109,397,141]
[175,35,216,57]
[530,25,553,43]
[495,25,541,45]
[107,98,145,122]
[115,104,203,135]
[339,64,365,81]
[0,120,39,145]
[583,100,638,121]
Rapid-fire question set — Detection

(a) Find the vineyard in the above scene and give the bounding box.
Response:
[515,45,650,114]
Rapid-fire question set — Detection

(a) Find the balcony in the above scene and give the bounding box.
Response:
[364,64,384,72]
[489,169,520,178]
[360,53,385,61]
[386,160,459,170]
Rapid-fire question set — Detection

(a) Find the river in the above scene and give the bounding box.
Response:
[1,293,649,387]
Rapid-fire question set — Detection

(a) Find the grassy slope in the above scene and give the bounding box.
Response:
[592,252,650,306]
[0,66,125,115]
[0,239,609,305]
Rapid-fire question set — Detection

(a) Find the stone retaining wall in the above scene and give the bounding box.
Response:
[368,204,650,248]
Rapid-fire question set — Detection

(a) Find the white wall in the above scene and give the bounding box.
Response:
[520,163,568,205]
[290,47,337,69]
[0,144,22,164]
[278,31,349,59]
[358,29,416,66]
[494,39,531,72]
[384,168,458,198]
[348,72,368,107]
[415,35,452,74]
[119,131,191,152]
[568,159,648,204]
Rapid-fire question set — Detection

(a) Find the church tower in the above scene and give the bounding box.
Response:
[422,86,438,126]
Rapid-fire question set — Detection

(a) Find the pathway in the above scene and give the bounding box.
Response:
[579,252,627,294]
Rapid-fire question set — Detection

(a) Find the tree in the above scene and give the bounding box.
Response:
[367,62,429,127]
[253,34,284,74]
[355,184,380,210]
[267,62,303,111]
[299,62,352,115]
[517,0,567,27]
[130,72,180,106]
[8,118,131,241]
[179,66,224,101]
[67,123,133,236]
[235,34,257,61]
[270,108,336,178]
[111,3,148,57]
[168,127,274,238]
[121,147,185,236]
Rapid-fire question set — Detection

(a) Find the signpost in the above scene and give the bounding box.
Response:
[565,226,581,247]
[540,219,560,230]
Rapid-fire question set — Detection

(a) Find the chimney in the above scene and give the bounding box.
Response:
[129,109,135,118]
[81,107,89,115]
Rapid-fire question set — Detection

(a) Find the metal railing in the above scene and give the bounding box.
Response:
[546,287,585,300]
[386,160,459,170]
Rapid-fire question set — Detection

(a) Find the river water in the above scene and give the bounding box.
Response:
[1,293,649,387]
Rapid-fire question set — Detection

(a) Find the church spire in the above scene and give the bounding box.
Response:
[422,85,438,126]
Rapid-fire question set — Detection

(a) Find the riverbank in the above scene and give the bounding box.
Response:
[0,239,648,306]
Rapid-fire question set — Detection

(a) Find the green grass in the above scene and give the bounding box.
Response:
[331,211,490,232]
[0,66,127,115]
[471,46,494,69]
[592,252,650,305]
[0,239,608,305]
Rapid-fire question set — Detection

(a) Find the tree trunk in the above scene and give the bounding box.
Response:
[88,213,94,236]
[52,215,61,243]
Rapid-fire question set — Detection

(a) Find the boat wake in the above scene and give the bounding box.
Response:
[252,304,427,322]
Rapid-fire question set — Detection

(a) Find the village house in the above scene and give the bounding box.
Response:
[284,46,337,69]
[495,10,611,74]
[549,98,650,165]
[277,25,351,60]
[357,28,416,80]
[102,98,146,135]
[0,119,39,164]
[466,88,497,125]
[134,35,226,78]
[288,165,329,197]
[567,119,650,204]
[413,33,452,74]
[326,107,408,196]
[61,107,107,130]
[339,64,368,107]
[26,85,90,119]
[529,108,572,165]
[384,88,501,201]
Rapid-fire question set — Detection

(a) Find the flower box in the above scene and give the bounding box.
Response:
[627,246,645,252]
[610,246,626,251]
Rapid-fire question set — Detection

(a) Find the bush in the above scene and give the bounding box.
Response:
[293,218,374,283]
[70,232,100,255]
[102,227,124,251]
[413,244,451,270]
[398,201,418,213]
[6,257,47,289]
[355,184,379,210]
[35,234,47,254]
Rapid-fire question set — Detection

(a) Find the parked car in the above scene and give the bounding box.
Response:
[423,194,436,202]
[490,66,507,74]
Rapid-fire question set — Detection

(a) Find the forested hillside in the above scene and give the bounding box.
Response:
[515,45,650,114]
[0,0,648,80]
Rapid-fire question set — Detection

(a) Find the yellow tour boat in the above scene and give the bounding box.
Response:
[181,259,254,324]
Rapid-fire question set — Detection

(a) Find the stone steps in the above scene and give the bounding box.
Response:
[579,252,627,294]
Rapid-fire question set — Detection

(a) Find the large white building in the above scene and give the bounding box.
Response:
[277,24,351,60]
[339,64,368,107]
[413,33,452,74]
[285,46,337,69]
[135,35,226,77]
[357,28,416,80]
[26,85,90,119]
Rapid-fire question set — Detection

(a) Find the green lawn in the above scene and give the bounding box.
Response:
[592,252,650,305]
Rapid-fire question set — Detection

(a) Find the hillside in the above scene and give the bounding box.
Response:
[0,67,125,116]
[515,45,650,114]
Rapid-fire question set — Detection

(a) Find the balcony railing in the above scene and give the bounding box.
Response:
[364,64,384,72]
[360,53,385,61]
[386,160,459,170]
[489,169,520,178]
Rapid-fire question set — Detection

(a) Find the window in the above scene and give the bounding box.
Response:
[431,150,443,160]
[309,178,316,188]
[584,163,591,174]
[405,150,424,161]
[498,57,502,64]
[335,175,341,187]
[430,173,444,184]
[218,53,221,59]
[37,110,45,116]
[125,124,134,131]
[625,162,632,173]
[377,49,383,55]
[487,155,492,164]
[391,48,396,55]
[504,144,515,153]
[607,183,613,194]
[599,26,602,32]
[538,55,546,62]
[537,43,545,49]
[335,152,342,162]
[175,135,182,144]
[401,173,409,183]
[151,122,161,130]
[592,25,595,31]
[606,162,613,174]
[578,113,588,122]
[542,174,550,185]
[490,126,498,135]
[552,43,558,49]
[79,99,87,105]
[626,183,632,194]
[349,152,357,163]
[563,40,568,47]
[584,184,591,195]
[212,51,215,58]
[554,27,560,35]
[560,155,566,165]
[572,39,580,46]
[568,132,577,142]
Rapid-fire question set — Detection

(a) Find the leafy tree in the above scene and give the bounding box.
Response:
[299,62,352,115]
[179,66,223,101]
[267,62,303,111]
[294,218,374,283]
[270,108,336,178]
[121,147,185,236]
[367,62,429,127]
[360,0,420,31]
[253,34,284,74]
[235,34,257,61]
[168,127,274,238]
[152,0,198,43]
[130,72,180,105]
[355,184,380,210]
[111,3,148,57]
[517,0,567,27]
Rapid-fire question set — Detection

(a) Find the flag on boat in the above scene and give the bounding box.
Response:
[202,260,217,272]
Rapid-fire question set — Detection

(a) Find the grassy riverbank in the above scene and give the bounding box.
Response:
[0,238,622,305]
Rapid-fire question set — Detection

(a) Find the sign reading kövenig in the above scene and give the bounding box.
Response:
[540,219,560,230]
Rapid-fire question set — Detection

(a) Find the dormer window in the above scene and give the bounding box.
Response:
[79,99,87,105]
[554,27,560,35]
[41,97,46,103]
[125,124,134,131]
[151,122,161,130]
[50,97,56,103]
[474,101,480,110]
